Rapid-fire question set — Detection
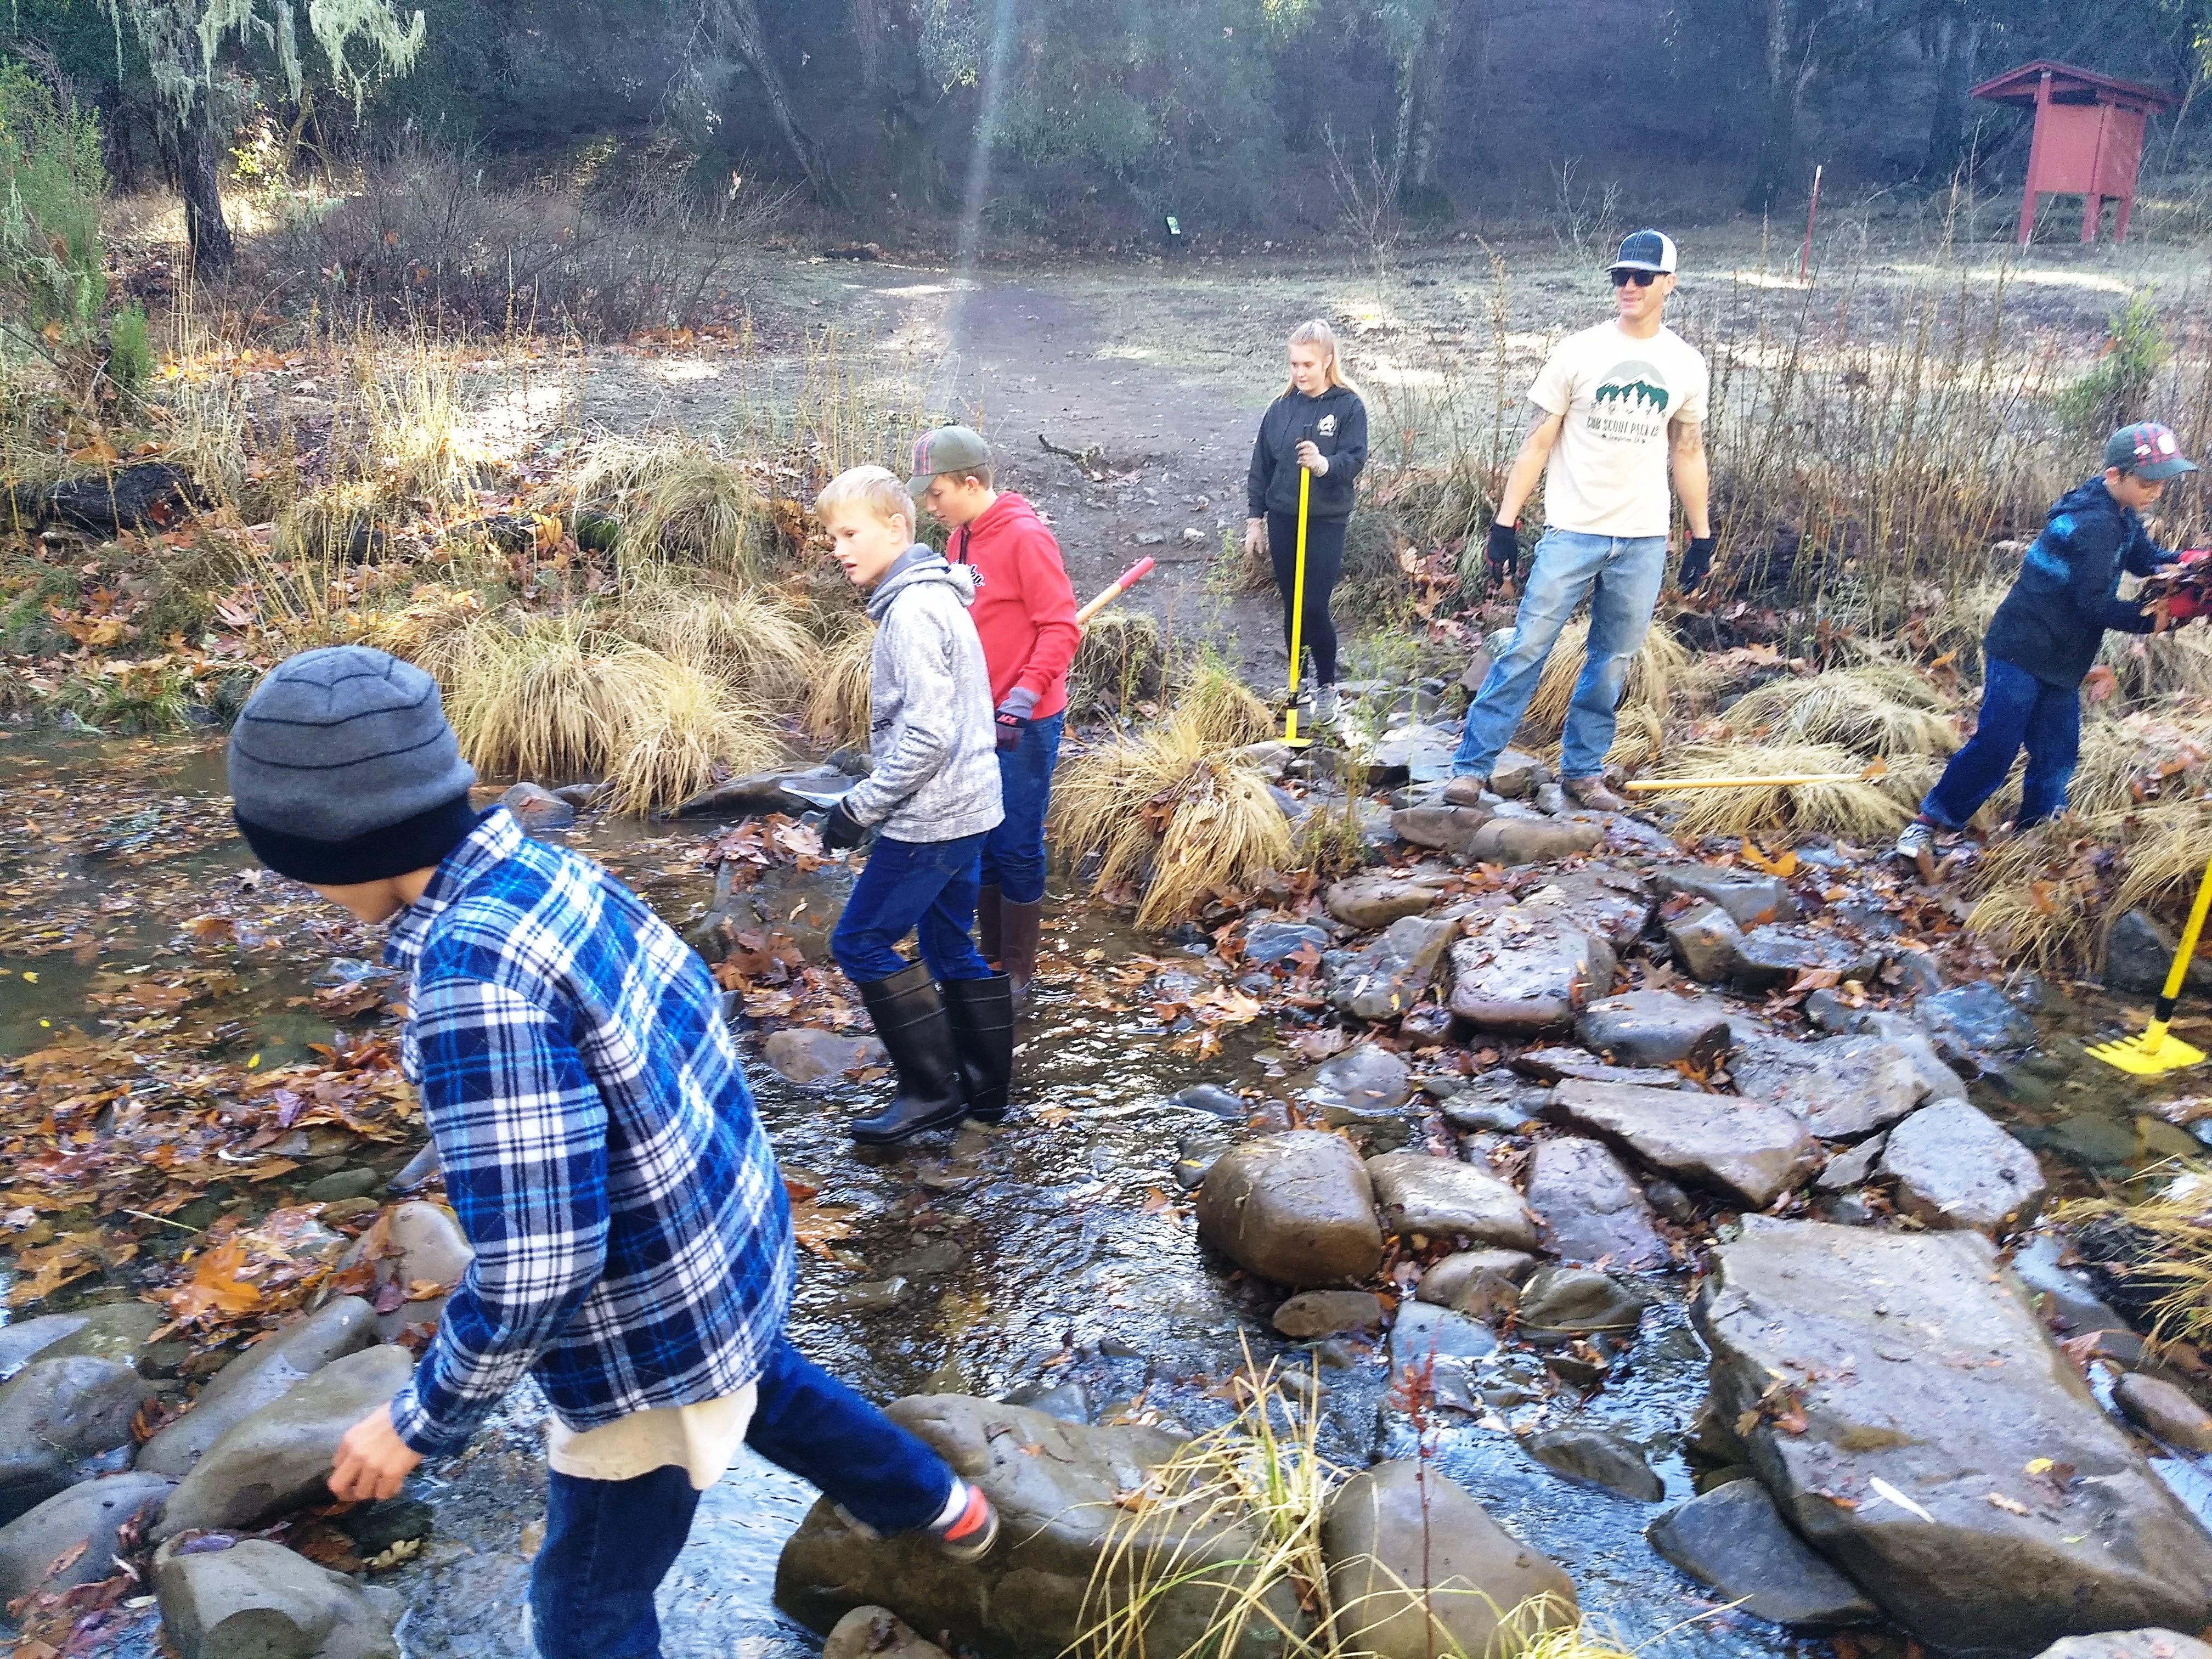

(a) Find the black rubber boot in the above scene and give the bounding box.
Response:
[851,962,968,1145]
[941,973,1014,1123]
[998,898,1042,1011]
[977,882,1004,966]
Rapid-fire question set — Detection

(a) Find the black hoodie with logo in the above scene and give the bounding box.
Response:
[1247,385,1368,522]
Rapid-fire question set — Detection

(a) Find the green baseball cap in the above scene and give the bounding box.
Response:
[2105,421,2199,482]
[906,426,992,500]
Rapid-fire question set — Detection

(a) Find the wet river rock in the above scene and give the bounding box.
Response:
[1514,1266,1650,1344]
[761,1028,889,1086]
[138,1296,379,1478]
[1730,924,1883,995]
[33,1302,168,1369]
[2112,1373,2212,1453]
[1324,872,1451,930]
[1878,1098,2048,1234]
[1448,911,1616,1037]
[1364,1150,1539,1251]
[1695,1217,2212,1654]
[1523,1135,1669,1269]
[154,1535,405,1659]
[1327,915,1457,1023]
[0,1470,175,1605]
[1544,1078,1819,1209]
[1574,989,1734,1069]
[1386,1302,1497,1410]
[823,1606,955,1659]
[1389,803,1494,859]
[1195,1131,1385,1288]
[776,1396,1308,1659]
[1323,1460,1577,1659]
[1526,1424,1663,1502]
[2034,1635,2212,1659]
[1416,1249,1536,1321]
[1663,902,1746,983]
[154,1345,417,1542]
[1731,1032,1938,1138]
[1651,864,1799,928]
[0,1356,157,1523]
[1272,1290,1386,1339]
[1646,1477,1880,1627]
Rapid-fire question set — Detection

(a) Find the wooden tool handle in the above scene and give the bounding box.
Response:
[1623,772,1869,793]
[1076,557,1155,628]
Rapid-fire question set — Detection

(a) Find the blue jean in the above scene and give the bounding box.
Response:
[529,1335,955,1659]
[1920,657,2080,829]
[830,830,993,985]
[981,711,1063,905]
[1452,528,1669,781]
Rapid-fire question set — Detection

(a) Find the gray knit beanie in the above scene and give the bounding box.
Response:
[228,646,479,884]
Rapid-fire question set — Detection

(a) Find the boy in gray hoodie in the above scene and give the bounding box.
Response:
[816,465,1011,1144]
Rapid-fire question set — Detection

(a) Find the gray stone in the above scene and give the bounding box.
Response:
[678,764,855,817]
[1514,865,1654,949]
[831,1277,909,1314]
[1511,1046,1684,1090]
[1272,1290,1385,1339]
[1435,1070,1546,1133]
[1575,990,1734,1069]
[1515,1266,1649,1343]
[761,1028,887,1086]
[1730,925,1882,995]
[1848,1012,1971,1103]
[1525,1137,1669,1269]
[2011,1233,2133,1339]
[301,1168,380,1204]
[1365,1150,1538,1250]
[1324,874,1448,930]
[2105,910,2212,996]
[776,1397,1307,1658]
[1879,1099,2047,1234]
[823,1606,955,1659]
[1417,1250,1537,1322]
[1488,749,1553,799]
[1664,902,1747,983]
[1526,1425,1663,1501]
[1544,1079,1820,1209]
[1733,1033,1934,1138]
[1816,1135,1887,1192]
[1447,912,1615,1037]
[1327,915,1457,1022]
[498,780,574,832]
[1914,981,2038,1065]
[0,1314,89,1384]
[139,1297,380,1477]
[335,1496,433,1556]
[154,1536,404,1659]
[2035,1634,2212,1659]
[1696,1218,2212,1654]
[1194,1132,1385,1288]
[1390,804,1494,857]
[154,1346,417,1541]
[0,1357,155,1522]
[0,1470,174,1605]
[2113,1373,2212,1453]
[1303,1045,1414,1116]
[1167,1083,1247,1119]
[1244,921,1333,965]
[1386,1303,1497,1411]
[1652,865,1801,927]
[1322,1461,1576,1659]
[35,1302,168,1369]
[338,1200,472,1342]
[1364,723,1460,787]
[1646,1478,1880,1627]
[1468,817,1605,865]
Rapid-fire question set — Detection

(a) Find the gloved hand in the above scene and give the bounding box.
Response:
[1485,520,1520,586]
[1245,517,1267,560]
[2160,589,2207,629]
[1677,533,1717,593]
[995,703,1028,753]
[819,799,867,852]
[1295,439,1329,475]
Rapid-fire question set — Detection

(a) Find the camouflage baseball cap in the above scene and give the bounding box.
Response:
[906,426,992,500]
[2106,422,2198,482]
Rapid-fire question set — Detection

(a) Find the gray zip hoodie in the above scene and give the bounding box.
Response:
[842,545,1005,843]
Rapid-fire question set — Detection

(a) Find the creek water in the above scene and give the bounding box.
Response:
[0,731,2203,1659]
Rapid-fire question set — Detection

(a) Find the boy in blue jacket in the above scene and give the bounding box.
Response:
[1896,422,2198,863]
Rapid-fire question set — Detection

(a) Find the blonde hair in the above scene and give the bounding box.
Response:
[815,465,915,537]
[1283,318,1357,396]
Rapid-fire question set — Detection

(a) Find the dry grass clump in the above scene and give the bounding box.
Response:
[356,336,487,509]
[1720,662,1959,759]
[277,481,394,560]
[2059,1164,2212,1352]
[802,620,876,751]
[575,436,769,578]
[2107,798,2212,924]
[1522,617,1690,740]
[1054,715,1291,930]
[617,574,812,702]
[1070,610,1167,720]
[1643,742,1931,842]
[602,653,780,815]
[2106,623,2212,704]
[1962,818,2103,973]
[1182,658,1273,750]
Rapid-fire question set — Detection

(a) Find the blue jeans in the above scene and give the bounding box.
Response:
[981,712,1063,905]
[830,830,993,985]
[1920,657,2080,829]
[1452,528,1669,781]
[529,1335,954,1659]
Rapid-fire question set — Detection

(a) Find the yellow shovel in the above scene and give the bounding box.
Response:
[1282,464,1313,748]
[2087,854,2212,1076]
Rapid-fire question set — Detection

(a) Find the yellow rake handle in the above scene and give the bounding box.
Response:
[2147,854,2212,1035]
[1283,465,1311,744]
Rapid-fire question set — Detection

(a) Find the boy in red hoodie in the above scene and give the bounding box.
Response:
[910,426,1081,1008]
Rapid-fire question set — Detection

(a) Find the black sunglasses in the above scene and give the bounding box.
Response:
[1611,269,1660,288]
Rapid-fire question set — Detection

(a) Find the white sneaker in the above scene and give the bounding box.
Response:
[1311,684,1340,726]
[1894,819,1937,863]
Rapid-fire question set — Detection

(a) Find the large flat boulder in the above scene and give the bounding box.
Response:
[1322,1460,1576,1659]
[1514,865,1654,950]
[2034,1635,2212,1659]
[0,1471,174,1605]
[1695,1218,2212,1654]
[1646,1478,1880,1627]
[1879,1099,2047,1234]
[1731,1034,1934,1138]
[1575,989,1734,1068]
[1652,865,1800,927]
[1544,1079,1819,1209]
[1195,1132,1385,1288]
[1365,1150,1539,1251]
[1730,925,1882,995]
[1325,872,1451,930]
[1327,915,1457,1023]
[1448,911,1616,1037]
[1523,1137,1668,1269]
[775,1396,1307,1659]
[154,1536,404,1659]
[138,1296,379,1477]
[0,1356,156,1523]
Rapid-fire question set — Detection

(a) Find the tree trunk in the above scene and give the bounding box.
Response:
[1921,6,1980,182]
[711,0,842,205]
[852,0,886,92]
[176,86,235,269]
[1742,0,1799,211]
[1407,0,1482,190]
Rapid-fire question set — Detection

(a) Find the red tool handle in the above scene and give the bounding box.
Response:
[1076,557,1154,627]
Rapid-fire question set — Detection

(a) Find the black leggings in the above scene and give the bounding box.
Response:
[1266,508,1345,686]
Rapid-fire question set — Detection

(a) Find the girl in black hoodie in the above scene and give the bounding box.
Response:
[1246,319,1368,726]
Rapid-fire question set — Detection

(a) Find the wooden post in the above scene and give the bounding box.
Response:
[2018,68,2053,245]
[1800,164,1822,283]
[2082,100,2113,243]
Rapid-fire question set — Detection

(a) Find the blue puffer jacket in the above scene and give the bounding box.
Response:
[1984,477,2171,689]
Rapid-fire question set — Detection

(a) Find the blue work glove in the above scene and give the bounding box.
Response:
[1677,534,1717,593]
[819,800,867,852]
[1485,520,1520,588]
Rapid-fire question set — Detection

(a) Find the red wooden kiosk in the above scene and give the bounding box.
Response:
[1970,60,2175,246]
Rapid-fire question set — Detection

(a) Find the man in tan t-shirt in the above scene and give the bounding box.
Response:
[1447,228,1714,811]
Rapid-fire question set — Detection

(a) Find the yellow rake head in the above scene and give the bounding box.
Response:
[2085,1022,2207,1076]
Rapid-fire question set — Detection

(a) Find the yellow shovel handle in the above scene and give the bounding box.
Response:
[2153,854,2212,1020]
[1283,466,1311,743]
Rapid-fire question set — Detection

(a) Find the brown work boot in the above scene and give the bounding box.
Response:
[998,898,1043,1011]
[1442,775,1489,807]
[976,882,1003,965]
[1562,775,1630,812]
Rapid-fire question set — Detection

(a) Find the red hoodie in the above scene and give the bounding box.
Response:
[949,492,1081,721]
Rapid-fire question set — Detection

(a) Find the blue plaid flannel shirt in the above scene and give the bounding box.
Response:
[381,808,794,1455]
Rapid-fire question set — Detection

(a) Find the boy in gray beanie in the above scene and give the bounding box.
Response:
[230,646,996,1659]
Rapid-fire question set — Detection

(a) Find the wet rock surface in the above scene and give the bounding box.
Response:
[1324,872,1451,929]
[1448,911,1616,1036]
[1664,902,1746,983]
[1544,1079,1820,1209]
[1386,1302,1498,1410]
[0,1356,156,1522]
[1515,1266,1649,1343]
[1878,1098,2049,1234]
[139,1296,380,1478]
[1365,1150,1539,1250]
[1527,1424,1663,1502]
[822,1605,955,1659]
[1646,1478,1880,1627]
[1696,1218,2212,1653]
[761,1028,888,1086]
[0,1470,174,1605]
[1652,866,1799,928]
[1327,915,1457,1022]
[1415,1248,1536,1321]
[2034,1634,2212,1659]
[2113,1373,2212,1453]
[1524,1136,1669,1269]
[154,1535,405,1659]
[1271,1289,1385,1338]
[1194,1131,1385,1288]
[1576,989,1733,1068]
[1732,1032,1934,1137]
